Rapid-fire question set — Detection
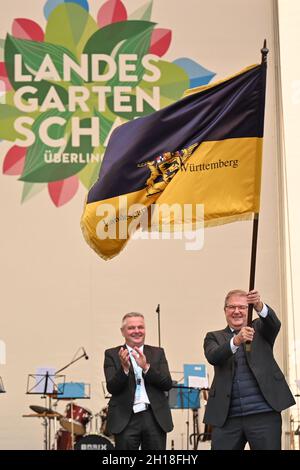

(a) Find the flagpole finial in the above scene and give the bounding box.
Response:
[261,39,269,64]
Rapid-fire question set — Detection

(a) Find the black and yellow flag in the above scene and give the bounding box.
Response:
[81,63,266,260]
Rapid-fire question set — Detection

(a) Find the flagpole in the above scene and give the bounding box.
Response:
[246,213,259,352]
[245,41,269,353]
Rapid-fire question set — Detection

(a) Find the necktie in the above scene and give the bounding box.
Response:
[130,354,142,402]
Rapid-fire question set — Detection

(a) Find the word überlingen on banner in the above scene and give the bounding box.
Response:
[12,53,161,147]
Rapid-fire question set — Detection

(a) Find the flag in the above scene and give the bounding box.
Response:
[81,62,267,260]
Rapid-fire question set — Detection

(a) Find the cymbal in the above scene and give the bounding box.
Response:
[23,412,62,418]
[30,405,51,414]
[29,405,62,418]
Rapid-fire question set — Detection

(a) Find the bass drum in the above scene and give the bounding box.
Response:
[74,434,114,451]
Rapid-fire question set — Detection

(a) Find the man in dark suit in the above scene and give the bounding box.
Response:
[104,312,173,450]
[203,289,295,450]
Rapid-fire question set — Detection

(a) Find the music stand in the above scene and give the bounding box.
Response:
[25,348,89,450]
[26,372,65,450]
[0,376,6,393]
[169,383,201,450]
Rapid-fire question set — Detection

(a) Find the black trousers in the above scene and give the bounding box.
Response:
[211,411,282,450]
[114,408,166,450]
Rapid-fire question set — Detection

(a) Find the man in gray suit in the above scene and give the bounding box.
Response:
[204,289,295,450]
[104,312,173,450]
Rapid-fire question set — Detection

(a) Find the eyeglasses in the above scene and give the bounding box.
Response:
[225,305,248,311]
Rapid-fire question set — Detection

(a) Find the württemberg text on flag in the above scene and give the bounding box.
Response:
[81,63,267,260]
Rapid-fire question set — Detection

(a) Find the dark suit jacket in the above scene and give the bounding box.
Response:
[203,307,295,427]
[104,345,174,434]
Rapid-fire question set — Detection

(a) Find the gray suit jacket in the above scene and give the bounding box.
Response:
[203,307,295,427]
[104,345,173,434]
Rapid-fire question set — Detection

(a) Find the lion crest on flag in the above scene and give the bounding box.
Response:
[138,143,198,196]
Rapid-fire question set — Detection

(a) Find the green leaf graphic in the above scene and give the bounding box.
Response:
[20,109,72,182]
[21,182,46,203]
[106,61,189,120]
[45,4,98,58]
[107,24,154,88]
[5,34,83,87]
[20,115,96,182]
[0,38,5,61]
[140,60,189,102]
[5,34,71,105]
[83,20,156,78]
[0,104,23,140]
[106,93,157,120]
[93,109,114,146]
[78,153,102,189]
[129,0,153,21]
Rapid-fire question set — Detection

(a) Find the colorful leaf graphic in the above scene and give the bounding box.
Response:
[45,4,98,58]
[173,58,216,87]
[0,39,5,61]
[108,60,190,119]
[65,0,89,10]
[21,182,46,203]
[129,0,153,21]
[0,61,12,90]
[48,175,79,206]
[3,145,26,175]
[106,93,158,120]
[44,0,89,20]
[149,28,172,57]
[107,24,154,88]
[141,60,189,101]
[20,109,72,182]
[83,21,156,77]
[5,34,82,86]
[12,18,44,42]
[0,104,24,141]
[93,110,114,146]
[1,1,214,208]
[0,80,5,104]
[97,0,127,28]
[78,157,102,189]
[20,114,97,182]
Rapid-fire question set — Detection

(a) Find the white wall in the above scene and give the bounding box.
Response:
[0,0,285,449]
[278,0,300,448]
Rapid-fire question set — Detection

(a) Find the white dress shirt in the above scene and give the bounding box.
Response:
[126,345,150,413]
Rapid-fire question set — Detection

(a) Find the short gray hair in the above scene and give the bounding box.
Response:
[224,289,247,309]
[121,312,144,328]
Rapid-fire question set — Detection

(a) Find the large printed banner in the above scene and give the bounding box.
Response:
[0,0,215,207]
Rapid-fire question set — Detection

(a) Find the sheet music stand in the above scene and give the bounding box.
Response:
[169,384,201,450]
[26,373,65,450]
[0,376,5,393]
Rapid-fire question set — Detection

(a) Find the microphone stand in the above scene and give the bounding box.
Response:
[156,304,161,347]
[55,350,88,375]
[54,349,89,450]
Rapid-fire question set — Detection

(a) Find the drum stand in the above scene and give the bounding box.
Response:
[70,400,75,450]
[41,416,48,451]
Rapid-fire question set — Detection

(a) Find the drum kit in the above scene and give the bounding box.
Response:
[23,403,114,450]
[23,348,115,449]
